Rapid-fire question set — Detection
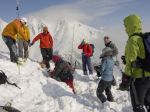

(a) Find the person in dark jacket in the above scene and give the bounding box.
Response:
[49,55,75,94]
[103,36,118,58]
[30,26,53,70]
[96,47,115,103]
[78,39,93,76]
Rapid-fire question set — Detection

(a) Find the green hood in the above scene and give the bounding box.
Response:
[124,14,142,37]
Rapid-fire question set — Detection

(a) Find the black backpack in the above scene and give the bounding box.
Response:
[89,44,95,56]
[131,32,150,72]
[0,70,21,89]
[0,106,21,112]
[0,70,7,84]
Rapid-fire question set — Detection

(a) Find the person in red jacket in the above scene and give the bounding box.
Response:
[30,26,53,70]
[78,39,93,75]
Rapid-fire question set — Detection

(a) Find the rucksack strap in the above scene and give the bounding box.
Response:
[130,33,146,78]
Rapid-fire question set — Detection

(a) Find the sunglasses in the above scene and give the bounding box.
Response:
[104,37,109,40]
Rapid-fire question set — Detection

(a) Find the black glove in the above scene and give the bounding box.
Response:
[27,40,30,44]
[29,42,34,47]
[119,72,131,91]
[121,55,126,64]
[13,39,16,43]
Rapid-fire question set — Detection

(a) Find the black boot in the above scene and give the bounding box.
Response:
[133,105,145,112]
[146,105,150,112]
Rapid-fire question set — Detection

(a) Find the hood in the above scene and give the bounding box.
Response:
[52,55,61,63]
[124,14,142,37]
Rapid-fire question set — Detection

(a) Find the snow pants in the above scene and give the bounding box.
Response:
[65,79,75,94]
[130,77,150,112]
[82,55,93,75]
[40,48,53,69]
[96,80,113,103]
[18,39,29,59]
[2,36,18,63]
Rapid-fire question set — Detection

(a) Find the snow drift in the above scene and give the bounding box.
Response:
[0,51,132,112]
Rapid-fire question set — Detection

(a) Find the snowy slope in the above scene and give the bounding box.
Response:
[0,52,132,112]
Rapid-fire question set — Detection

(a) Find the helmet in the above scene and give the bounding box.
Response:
[20,17,27,23]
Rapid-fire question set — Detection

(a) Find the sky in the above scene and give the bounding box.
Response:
[0,0,150,40]
[0,0,150,28]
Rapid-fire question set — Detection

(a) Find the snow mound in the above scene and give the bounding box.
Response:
[0,52,132,112]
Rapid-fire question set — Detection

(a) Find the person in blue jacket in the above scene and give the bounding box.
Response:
[96,47,115,103]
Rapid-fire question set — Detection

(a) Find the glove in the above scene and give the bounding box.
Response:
[119,72,131,91]
[27,40,30,44]
[121,55,126,64]
[13,39,16,43]
[29,42,34,47]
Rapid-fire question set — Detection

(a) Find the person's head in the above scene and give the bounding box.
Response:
[104,36,111,44]
[100,47,113,58]
[20,17,27,25]
[43,26,48,34]
[82,39,88,44]
[124,14,142,37]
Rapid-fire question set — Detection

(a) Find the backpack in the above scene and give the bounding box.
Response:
[0,70,21,89]
[89,44,95,56]
[0,70,7,84]
[131,32,150,72]
[0,106,21,112]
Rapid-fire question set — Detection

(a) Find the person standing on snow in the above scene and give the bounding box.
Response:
[119,14,150,112]
[2,17,28,63]
[17,23,30,62]
[103,36,118,85]
[94,36,118,82]
[49,55,75,94]
[96,47,115,103]
[30,26,53,70]
[78,39,93,76]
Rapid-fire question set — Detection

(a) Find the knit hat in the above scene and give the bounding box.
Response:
[100,47,113,58]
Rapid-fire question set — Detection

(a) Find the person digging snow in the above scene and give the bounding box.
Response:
[49,55,75,94]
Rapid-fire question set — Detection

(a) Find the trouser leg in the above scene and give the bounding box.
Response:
[23,40,29,59]
[87,57,93,74]
[18,39,24,58]
[3,37,18,62]
[82,55,87,75]
[130,78,150,112]
[105,82,114,101]
[96,80,108,103]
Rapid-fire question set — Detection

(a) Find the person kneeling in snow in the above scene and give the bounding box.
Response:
[49,55,75,94]
[96,47,115,103]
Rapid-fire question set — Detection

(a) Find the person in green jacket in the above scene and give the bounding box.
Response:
[119,14,150,112]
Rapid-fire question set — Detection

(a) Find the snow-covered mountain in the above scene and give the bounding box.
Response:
[0,52,132,112]
[27,17,105,66]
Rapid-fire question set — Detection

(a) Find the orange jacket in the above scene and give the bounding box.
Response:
[2,19,27,41]
[32,32,53,48]
[78,43,92,57]
[15,25,30,41]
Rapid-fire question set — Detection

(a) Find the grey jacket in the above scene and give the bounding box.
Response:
[105,41,118,57]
